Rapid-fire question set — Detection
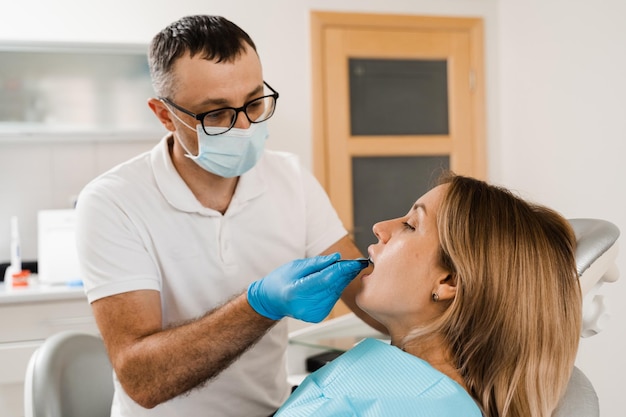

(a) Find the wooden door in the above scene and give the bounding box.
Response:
[311,12,486,318]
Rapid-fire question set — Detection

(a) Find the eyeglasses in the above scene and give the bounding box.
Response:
[160,81,279,136]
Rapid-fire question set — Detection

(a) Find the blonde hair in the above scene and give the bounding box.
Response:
[410,174,582,417]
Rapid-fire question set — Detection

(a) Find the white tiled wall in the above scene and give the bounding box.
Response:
[0,139,157,262]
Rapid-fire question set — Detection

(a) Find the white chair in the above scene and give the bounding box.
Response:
[24,331,113,417]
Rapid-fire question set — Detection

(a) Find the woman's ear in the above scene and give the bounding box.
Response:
[435,274,458,302]
[148,98,176,132]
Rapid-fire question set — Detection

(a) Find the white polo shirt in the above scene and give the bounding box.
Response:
[75,135,348,417]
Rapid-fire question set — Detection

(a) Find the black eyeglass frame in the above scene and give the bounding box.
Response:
[160,81,279,136]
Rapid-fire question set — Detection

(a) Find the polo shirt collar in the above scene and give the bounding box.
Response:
[151,135,266,216]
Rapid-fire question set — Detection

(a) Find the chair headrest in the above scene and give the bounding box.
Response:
[569,219,620,337]
[569,218,620,278]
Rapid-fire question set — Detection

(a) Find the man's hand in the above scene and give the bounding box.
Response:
[247,253,369,322]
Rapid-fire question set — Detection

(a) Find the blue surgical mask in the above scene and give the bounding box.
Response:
[167,106,269,178]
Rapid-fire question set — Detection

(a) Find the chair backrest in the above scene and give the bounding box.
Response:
[554,366,600,417]
[24,331,114,417]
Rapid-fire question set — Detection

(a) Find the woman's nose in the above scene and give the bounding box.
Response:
[372,219,392,243]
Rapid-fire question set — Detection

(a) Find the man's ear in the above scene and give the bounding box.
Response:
[435,274,458,302]
[148,98,176,132]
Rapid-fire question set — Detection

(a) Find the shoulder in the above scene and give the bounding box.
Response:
[258,149,302,171]
[256,149,324,189]
[79,144,158,204]
[281,339,482,416]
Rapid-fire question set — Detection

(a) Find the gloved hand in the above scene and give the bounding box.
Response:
[247,253,370,323]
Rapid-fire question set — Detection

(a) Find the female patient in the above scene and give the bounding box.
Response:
[276,174,582,417]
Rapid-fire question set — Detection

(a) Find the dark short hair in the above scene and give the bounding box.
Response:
[148,15,257,97]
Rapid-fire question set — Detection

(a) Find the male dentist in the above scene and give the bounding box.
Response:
[75,14,380,417]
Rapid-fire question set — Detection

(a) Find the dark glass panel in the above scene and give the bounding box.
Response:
[352,155,449,254]
[349,58,449,136]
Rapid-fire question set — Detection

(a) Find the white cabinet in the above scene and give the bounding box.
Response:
[0,281,98,417]
[0,41,163,143]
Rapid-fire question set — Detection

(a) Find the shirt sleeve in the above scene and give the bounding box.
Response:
[75,179,161,303]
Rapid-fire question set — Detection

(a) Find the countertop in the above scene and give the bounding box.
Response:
[0,275,86,305]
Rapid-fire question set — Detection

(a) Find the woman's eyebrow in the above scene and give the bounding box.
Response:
[412,202,427,215]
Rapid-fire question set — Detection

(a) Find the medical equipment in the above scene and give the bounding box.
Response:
[37,209,81,284]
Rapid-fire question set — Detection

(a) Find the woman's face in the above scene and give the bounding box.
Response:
[356,184,451,334]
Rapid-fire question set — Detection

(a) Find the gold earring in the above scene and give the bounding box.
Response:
[432,292,439,302]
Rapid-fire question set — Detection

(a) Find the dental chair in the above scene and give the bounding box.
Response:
[553,218,620,416]
[23,331,113,417]
[288,218,620,417]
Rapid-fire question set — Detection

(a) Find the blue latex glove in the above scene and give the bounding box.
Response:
[247,253,370,323]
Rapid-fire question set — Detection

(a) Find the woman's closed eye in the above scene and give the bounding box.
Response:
[402,221,416,231]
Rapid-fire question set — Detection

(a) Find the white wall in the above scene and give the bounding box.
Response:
[1,0,624,415]
[497,1,626,415]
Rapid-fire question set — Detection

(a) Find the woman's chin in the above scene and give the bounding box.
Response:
[355,291,375,315]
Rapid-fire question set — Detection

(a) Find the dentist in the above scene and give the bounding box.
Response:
[75,15,380,417]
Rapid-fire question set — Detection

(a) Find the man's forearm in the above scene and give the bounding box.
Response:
[115,293,275,408]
